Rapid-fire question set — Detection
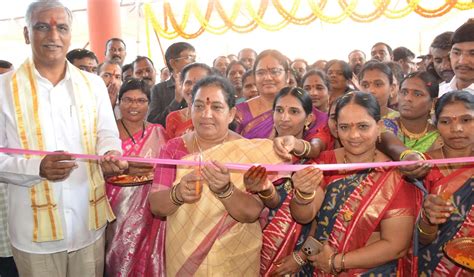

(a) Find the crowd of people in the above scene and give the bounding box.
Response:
[0,0,473,276]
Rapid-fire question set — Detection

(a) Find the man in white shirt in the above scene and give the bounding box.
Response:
[439,20,474,97]
[0,1,127,276]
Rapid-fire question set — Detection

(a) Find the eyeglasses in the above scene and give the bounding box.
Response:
[121,97,149,105]
[255,68,285,78]
[173,55,196,62]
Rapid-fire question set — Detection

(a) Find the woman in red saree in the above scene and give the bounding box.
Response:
[165,63,213,139]
[149,76,284,276]
[105,79,168,276]
[244,87,324,276]
[290,92,420,276]
[417,90,473,276]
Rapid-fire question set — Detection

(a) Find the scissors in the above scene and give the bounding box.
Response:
[196,152,203,195]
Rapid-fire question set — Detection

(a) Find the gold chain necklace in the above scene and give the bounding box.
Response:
[399,119,429,140]
[343,150,377,164]
[193,132,229,153]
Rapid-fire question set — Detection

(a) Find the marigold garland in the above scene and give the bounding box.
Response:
[382,0,422,19]
[272,0,319,25]
[144,0,473,40]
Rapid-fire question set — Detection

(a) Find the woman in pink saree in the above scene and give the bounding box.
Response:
[235,50,329,159]
[105,79,168,276]
[149,76,284,276]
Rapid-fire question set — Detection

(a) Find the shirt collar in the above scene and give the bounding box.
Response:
[33,61,71,85]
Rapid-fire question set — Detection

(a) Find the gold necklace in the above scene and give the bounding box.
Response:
[399,119,429,140]
[193,132,229,153]
[440,148,454,175]
[343,150,377,164]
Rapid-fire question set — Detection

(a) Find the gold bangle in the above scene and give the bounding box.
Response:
[215,182,234,200]
[399,149,426,161]
[295,189,316,201]
[170,185,184,206]
[303,140,312,156]
[292,139,308,157]
[417,223,437,236]
[341,252,346,272]
[329,252,338,275]
[258,187,276,199]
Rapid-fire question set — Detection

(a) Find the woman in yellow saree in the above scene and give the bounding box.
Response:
[148,75,283,276]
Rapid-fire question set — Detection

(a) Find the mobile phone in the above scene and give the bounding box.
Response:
[301,237,323,256]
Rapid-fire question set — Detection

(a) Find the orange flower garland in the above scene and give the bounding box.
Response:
[144,0,474,40]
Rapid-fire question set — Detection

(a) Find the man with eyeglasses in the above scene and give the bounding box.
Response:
[147,42,196,126]
[439,20,474,97]
[66,48,99,74]
[105,37,127,66]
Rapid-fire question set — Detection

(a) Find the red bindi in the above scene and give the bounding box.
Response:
[206,97,211,105]
[49,18,57,26]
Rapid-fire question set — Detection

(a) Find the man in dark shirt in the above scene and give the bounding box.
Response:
[147,42,196,126]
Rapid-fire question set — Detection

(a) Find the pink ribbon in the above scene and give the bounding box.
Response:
[1,147,473,172]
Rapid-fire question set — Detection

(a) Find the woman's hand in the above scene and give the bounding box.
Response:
[176,171,203,204]
[100,150,128,176]
[423,194,454,225]
[127,159,154,176]
[273,135,296,160]
[398,152,431,178]
[244,165,272,193]
[270,254,302,276]
[201,160,231,193]
[292,166,323,195]
[307,244,335,273]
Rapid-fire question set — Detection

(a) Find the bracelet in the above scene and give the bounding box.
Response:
[399,149,426,161]
[341,252,346,272]
[292,251,306,267]
[170,185,184,206]
[292,139,308,157]
[295,189,316,201]
[292,195,313,206]
[329,252,338,274]
[258,186,276,199]
[334,253,343,273]
[417,223,437,236]
[214,182,235,199]
[209,181,231,194]
[303,140,312,156]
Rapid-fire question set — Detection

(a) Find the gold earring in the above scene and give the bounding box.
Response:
[304,122,310,132]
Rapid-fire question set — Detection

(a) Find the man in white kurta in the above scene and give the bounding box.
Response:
[0,1,127,276]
